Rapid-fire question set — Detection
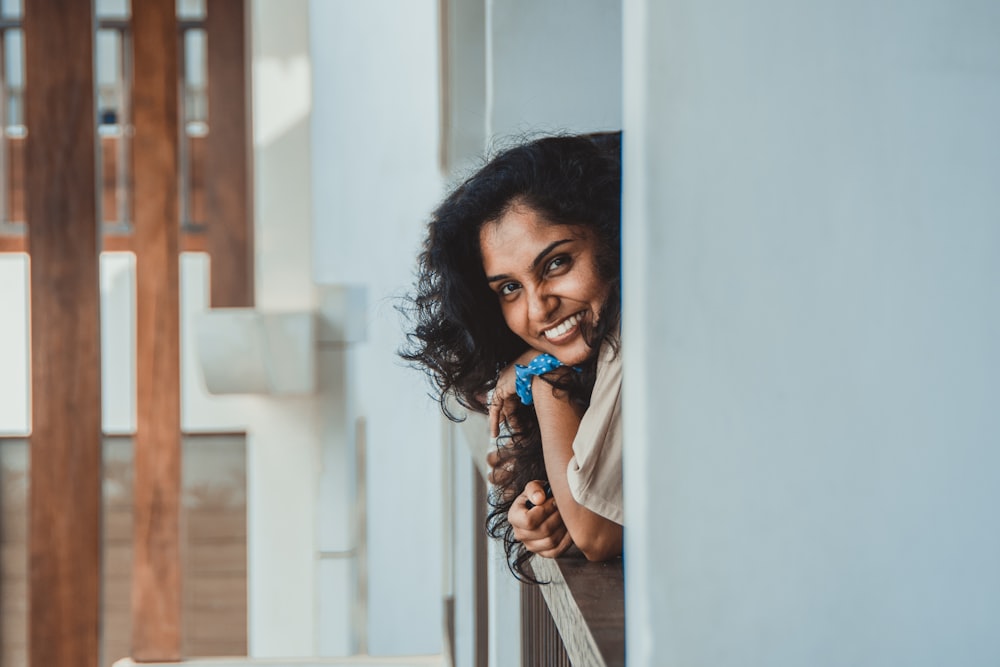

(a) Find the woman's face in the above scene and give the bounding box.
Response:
[479,204,609,366]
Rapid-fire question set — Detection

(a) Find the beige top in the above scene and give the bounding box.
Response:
[566,340,623,525]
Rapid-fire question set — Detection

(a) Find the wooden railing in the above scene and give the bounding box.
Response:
[0,2,252,664]
[526,555,625,667]
[451,415,625,667]
[0,134,209,253]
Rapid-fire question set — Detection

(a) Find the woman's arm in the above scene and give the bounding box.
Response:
[489,349,622,561]
[532,378,623,561]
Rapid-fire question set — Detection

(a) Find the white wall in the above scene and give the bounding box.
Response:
[308,0,445,656]
[442,0,486,173]
[487,0,622,137]
[623,1,1000,665]
[0,255,28,434]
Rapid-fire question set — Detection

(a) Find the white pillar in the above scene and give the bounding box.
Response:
[246,0,322,656]
[308,0,445,655]
[623,1,1000,665]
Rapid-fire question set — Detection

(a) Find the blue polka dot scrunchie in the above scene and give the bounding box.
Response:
[514,353,580,405]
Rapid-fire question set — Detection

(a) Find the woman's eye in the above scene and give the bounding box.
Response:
[499,282,520,296]
[546,255,571,273]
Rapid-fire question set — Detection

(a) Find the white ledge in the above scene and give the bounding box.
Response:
[194,285,366,396]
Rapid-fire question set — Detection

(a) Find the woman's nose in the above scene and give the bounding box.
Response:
[527,288,556,322]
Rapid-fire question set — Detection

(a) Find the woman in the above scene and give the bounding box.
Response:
[402,132,623,580]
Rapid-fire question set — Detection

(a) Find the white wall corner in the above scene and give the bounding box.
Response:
[194,308,317,395]
[317,284,367,345]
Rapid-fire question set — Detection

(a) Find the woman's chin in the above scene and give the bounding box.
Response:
[548,341,592,367]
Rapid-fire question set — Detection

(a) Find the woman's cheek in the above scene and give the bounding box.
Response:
[500,304,521,335]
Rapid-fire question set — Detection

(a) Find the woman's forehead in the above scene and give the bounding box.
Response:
[482,206,586,243]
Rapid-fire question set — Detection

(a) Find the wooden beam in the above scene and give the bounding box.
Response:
[6,133,25,224]
[205,0,254,307]
[23,2,102,667]
[102,232,208,254]
[0,235,25,253]
[131,0,183,660]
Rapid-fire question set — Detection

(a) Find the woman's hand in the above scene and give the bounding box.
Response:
[489,348,542,438]
[508,480,573,559]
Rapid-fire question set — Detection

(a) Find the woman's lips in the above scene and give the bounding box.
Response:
[543,312,584,341]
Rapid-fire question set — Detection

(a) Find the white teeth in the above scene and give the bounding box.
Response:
[544,312,582,339]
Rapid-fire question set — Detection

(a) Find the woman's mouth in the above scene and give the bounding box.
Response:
[543,312,584,340]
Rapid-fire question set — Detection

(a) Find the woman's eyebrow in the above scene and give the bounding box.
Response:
[531,239,574,271]
[485,238,574,283]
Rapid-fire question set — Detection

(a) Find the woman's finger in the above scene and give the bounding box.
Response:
[512,505,563,542]
[489,395,499,438]
[523,529,567,555]
[486,448,501,469]
[509,495,556,534]
[533,529,574,559]
[522,480,550,507]
[522,514,570,555]
[490,393,512,439]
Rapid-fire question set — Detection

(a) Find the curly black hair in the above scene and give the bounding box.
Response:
[400,132,622,581]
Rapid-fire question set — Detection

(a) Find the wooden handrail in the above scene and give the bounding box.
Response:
[528,555,625,667]
[456,410,626,666]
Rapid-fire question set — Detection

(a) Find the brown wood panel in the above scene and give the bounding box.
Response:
[205,0,254,307]
[521,582,572,667]
[186,509,247,540]
[130,0,183,659]
[187,132,207,226]
[23,2,103,667]
[6,133,25,224]
[0,236,24,253]
[101,135,123,224]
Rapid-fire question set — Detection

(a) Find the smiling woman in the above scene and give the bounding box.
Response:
[480,206,610,367]
[401,133,623,581]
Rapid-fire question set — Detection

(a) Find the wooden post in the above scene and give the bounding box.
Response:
[206,0,254,307]
[24,2,102,667]
[131,0,183,659]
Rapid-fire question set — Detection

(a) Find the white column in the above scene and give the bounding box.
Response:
[315,286,368,656]
[246,0,321,656]
[307,0,445,655]
[623,1,1000,665]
